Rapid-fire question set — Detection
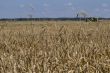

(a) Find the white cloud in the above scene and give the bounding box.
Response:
[95,8,110,13]
[67,2,73,6]
[103,9,110,12]
[102,3,108,7]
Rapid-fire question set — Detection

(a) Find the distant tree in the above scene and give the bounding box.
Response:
[86,17,98,22]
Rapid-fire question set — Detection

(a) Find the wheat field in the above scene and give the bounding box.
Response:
[0,21,110,73]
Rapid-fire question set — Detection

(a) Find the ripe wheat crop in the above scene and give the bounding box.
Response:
[0,21,110,73]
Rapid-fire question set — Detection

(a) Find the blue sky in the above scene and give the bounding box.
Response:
[0,0,110,18]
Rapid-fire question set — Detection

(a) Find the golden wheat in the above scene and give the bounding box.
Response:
[0,21,110,73]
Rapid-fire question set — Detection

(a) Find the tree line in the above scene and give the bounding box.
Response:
[0,18,109,21]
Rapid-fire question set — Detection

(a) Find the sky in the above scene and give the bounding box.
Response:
[0,0,110,18]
